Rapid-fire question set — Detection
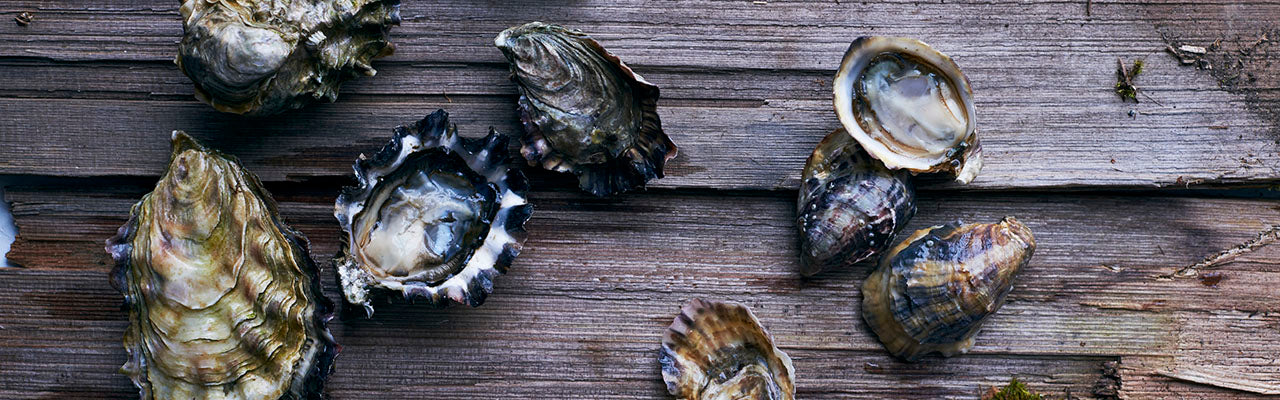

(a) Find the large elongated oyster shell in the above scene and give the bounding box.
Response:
[107,132,337,399]
[495,22,678,196]
[335,110,533,315]
[659,299,796,400]
[862,217,1035,361]
[797,128,916,276]
[833,36,982,183]
[177,0,400,116]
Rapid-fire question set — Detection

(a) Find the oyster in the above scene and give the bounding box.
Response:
[106,132,337,399]
[495,22,678,196]
[659,299,796,400]
[335,110,533,315]
[177,0,400,116]
[797,128,916,276]
[833,36,982,183]
[862,217,1036,361]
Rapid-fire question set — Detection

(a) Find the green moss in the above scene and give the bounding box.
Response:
[982,378,1045,400]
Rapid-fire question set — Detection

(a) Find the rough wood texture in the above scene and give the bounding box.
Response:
[1,0,1279,398]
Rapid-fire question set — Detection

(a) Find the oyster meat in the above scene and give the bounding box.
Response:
[107,132,337,399]
[495,22,678,196]
[833,36,982,183]
[177,0,400,116]
[335,110,533,315]
[862,217,1036,360]
[797,128,916,276]
[659,299,796,400]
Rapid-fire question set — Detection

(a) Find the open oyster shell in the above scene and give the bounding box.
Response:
[335,110,533,315]
[107,132,337,399]
[862,217,1035,361]
[797,128,916,276]
[659,299,796,400]
[495,22,678,196]
[177,0,400,116]
[833,36,982,183]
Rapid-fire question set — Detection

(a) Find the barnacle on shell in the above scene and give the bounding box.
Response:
[335,110,533,315]
[496,21,677,196]
[659,299,796,400]
[107,131,337,399]
[177,0,401,116]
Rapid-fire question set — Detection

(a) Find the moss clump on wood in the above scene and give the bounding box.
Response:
[1115,58,1144,103]
[982,378,1046,400]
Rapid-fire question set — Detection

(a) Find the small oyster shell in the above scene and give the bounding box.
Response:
[797,128,916,276]
[177,0,401,116]
[335,110,533,315]
[833,36,983,183]
[495,22,678,196]
[659,299,796,400]
[107,131,337,399]
[862,217,1036,361]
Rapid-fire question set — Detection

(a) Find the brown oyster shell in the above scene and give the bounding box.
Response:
[862,217,1036,361]
[177,0,400,116]
[659,299,796,400]
[797,128,916,276]
[107,131,337,399]
[495,21,677,196]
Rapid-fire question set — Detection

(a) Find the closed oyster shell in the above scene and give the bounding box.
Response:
[335,110,533,315]
[106,132,337,399]
[177,0,400,116]
[862,217,1035,361]
[495,22,678,196]
[797,128,916,276]
[833,36,982,183]
[659,299,796,400]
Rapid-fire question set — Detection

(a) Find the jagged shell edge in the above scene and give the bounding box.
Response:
[657,299,796,398]
[107,131,339,399]
[334,110,533,314]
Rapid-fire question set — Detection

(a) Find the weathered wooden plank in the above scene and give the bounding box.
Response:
[5,186,1279,397]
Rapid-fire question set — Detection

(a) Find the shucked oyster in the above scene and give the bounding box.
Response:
[495,22,678,196]
[797,128,916,276]
[833,36,982,183]
[335,110,533,315]
[659,299,796,400]
[107,132,337,399]
[177,0,400,116]
[862,217,1035,360]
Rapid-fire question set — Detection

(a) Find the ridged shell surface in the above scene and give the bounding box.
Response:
[862,217,1035,361]
[106,132,337,399]
[797,128,916,276]
[659,299,796,400]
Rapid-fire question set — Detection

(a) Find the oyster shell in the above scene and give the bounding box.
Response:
[177,0,400,116]
[797,128,916,276]
[495,22,678,196]
[833,36,982,183]
[861,217,1036,361]
[335,110,533,315]
[659,299,796,400]
[106,131,337,399]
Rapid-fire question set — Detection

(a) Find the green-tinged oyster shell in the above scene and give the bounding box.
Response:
[107,132,337,399]
[495,21,677,196]
[335,110,533,316]
[177,0,400,116]
[659,299,796,400]
[862,217,1036,361]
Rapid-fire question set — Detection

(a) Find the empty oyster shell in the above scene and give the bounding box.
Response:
[335,110,533,315]
[862,217,1035,361]
[177,0,400,116]
[659,299,796,400]
[107,131,337,399]
[833,36,982,183]
[797,128,916,276]
[495,22,678,196]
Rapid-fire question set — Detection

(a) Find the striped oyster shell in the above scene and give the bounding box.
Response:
[862,217,1036,361]
[107,132,337,399]
[797,128,916,276]
[659,299,796,400]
